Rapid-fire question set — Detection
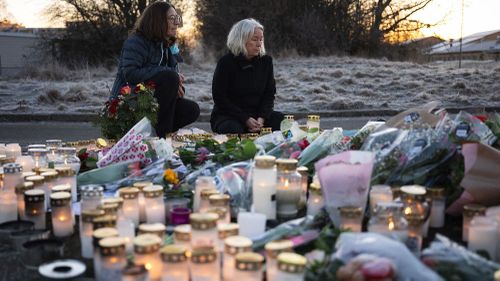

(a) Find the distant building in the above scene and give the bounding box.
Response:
[428,29,500,61]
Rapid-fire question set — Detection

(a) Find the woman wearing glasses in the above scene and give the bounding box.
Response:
[110,1,199,137]
[210,18,284,134]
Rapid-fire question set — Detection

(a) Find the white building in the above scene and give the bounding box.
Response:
[0,31,39,75]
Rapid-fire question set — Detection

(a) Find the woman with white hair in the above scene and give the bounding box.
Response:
[210,18,284,133]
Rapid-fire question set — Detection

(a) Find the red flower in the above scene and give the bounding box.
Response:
[109,99,119,115]
[119,85,131,95]
[297,139,310,150]
[146,80,156,89]
[474,115,488,123]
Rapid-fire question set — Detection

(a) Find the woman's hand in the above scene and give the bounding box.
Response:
[246,117,262,132]
[257,117,265,127]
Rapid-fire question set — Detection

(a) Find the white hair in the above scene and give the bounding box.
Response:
[226,18,265,57]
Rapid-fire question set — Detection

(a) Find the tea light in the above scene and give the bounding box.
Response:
[339,206,362,232]
[306,115,320,130]
[237,212,266,239]
[190,212,218,248]
[199,189,219,213]
[252,156,277,220]
[121,264,149,281]
[3,163,23,192]
[138,223,166,243]
[223,236,253,280]
[193,176,217,213]
[307,183,324,217]
[173,224,191,250]
[463,204,486,242]
[24,189,46,229]
[369,185,393,212]
[55,167,77,202]
[99,237,127,281]
[50,192,73,237]
[276,159,302,220]
[296,166,309,209]
[15,182,34,220]
[469,216,497,259]
[15,156,35,174]
[103,197,134,254]
[276,252,307,281]
[25,175,48,210]
[427,187,446,228]
[92,227,119,281]
[120,187,140,226]
[28,148,49,172]
[45,139,62,164]
[143,185,165,224]
[80,209,105,258]
[80,184,104,212]
[133,181,153,223]
[171,207,191,225]
[134,234,163,281]
[5,143,22,160]
[190,246,219,281]
[208,194,231,224]
[368,202,408,242]
[161,245,189,281]
[164,197,189,224]
[265,240,294,281]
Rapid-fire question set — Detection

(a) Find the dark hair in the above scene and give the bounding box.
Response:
[132,1,175,43]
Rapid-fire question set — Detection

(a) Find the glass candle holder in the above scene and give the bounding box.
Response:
[276,252,307,281]
[369,185,393,213]
[233,252,264,280]
[161,245,189,281]
[171,207,191,225]
[260,127,272,135]
[190,213,218,248]
[45,139,62,165]
[92,227,119,281]
[406,214,425,256]
[469,216,498,259]
[208,194,230,223]
[463,204,486,242]
[50,192,73,237]
[190,246,219,281]
[99,237,127,281]
[80,209,105,259]
[306,115,320,130]
[54,147,81,174]
[22,171,37,180]
[306,183,324,217]
[143,185,165,224]
[15,181,34,220]
[24,189,46,229]
[368,202,408,242]
[139,223,166,243]
[25,175,48,210]
[296,166,309,210]
[199,189,219,213]
[55,167,77,202]
[40,171,58,192]
[92,215,117,231]
[0,186,19,224]
[252,155,277,220]
[103,197,134,254]
[427,187,446,228]
[280,115,295,132]
[173,224,191,250]
[3,163,23,192]
[52,184,71,194]
[120,187,140,227]
[15,155,35,174]
[80,184,104,212]
[193,176,217,213]
[400,185,430,237]
[223,236,253,280]
[276,159,302,220]
[165,197,189,224]
[28,148,49,172]
[133,181,153,223]
[217,223,239,253]
[339,206,362,232]
[6,143,22,160]
[122,264,149,281]
[265,240,294,281]
[134,234,163,281]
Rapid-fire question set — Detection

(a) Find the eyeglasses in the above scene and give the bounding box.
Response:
[167,15,182,25]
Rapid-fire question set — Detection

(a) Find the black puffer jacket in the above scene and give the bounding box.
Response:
[110,33,179,99]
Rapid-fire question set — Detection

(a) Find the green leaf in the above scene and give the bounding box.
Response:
[241,140,257,159]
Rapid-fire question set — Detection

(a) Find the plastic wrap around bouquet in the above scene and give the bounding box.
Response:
[315,151,375,226]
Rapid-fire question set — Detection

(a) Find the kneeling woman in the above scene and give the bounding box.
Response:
[210,18,284,134]
[110,1,200,137]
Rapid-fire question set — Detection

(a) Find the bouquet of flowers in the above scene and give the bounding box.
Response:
[97,82,159,140]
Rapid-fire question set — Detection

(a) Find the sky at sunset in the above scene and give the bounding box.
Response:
[3,0,500,40]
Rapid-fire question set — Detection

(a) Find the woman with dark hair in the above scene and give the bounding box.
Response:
[111,1,200,137]
[210,18,284,134]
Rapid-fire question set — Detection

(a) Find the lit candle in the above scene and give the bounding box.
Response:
[80,209,105,258]
[24,189,46,229]
[134,234,163,281]
[217,223,239,253]
[265,240,293,281]
[463,204,486,242]
[306,115,320,130]
[138,223,166,244]
[0,163,23,224]
[193,176,217,213]
[92,215,117,231]
[133,181,153,223]
[50,192,73,237]
[28,148,49,172]
[80,184,104,212]
[99,237,128,281]
[15,181,34,220]
[120,187,140,227]
[164,197,189,224]
[306,183,324,217]
[369,185,393,212]
[260,127,272,135]
[25,175,48,210]
[2,163,23,192]
[208,194,231,224]
[339,206,362,232]
[406,214,425,255]
[15,156,35,174]
[199,189,219,213]
[45,139,62,165]
[190,212,218,248]
[233,252,264,280]
[469,216,497,259]
[427,187,446,228]
[5,143,22,160]
[276,159,302,220]
[237,212,266,239]
[143,185,165,224]
[121,264,148,281]
[190,246,219,281]
[92,227,119,281]
[275,252,307,281]
[55,167,77,202]
[400,185,430,238]
[103,197,135,255]
[22,171,37,180]
[487,214,500,262]
[173,224,191,251]
[252,156,277,220]
[368,202,408,242]
[223,236,253,280]
[161,245,189,281]
[54,147,81,174]
[296,166,309,210]
[41,171,59,193]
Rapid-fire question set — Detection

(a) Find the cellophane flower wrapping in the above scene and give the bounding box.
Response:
[298,128,345,167]
[441,111,497,145]
[215,161,254,215]
[253,131,285,152]
[315,150,375,226]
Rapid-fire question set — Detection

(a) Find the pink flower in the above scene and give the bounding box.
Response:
[290,151,301,159]
[119,85,131,95]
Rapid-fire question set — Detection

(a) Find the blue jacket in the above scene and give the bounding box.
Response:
[110,33,179,99]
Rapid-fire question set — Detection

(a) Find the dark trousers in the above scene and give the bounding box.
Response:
[151,70,200,137]
[211,111,284,134]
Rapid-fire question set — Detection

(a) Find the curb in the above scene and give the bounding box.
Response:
[0,106,498,122]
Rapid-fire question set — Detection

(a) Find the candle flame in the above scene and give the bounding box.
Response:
[388,221,395,230]
[404,207,412,215]
[59,216,66,221]
[284,179,289,189]
[145,263,153,270]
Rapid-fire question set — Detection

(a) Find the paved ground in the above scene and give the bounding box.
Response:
[0,116,386,147]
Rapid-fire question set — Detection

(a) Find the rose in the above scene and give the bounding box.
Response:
[119,85,131,95]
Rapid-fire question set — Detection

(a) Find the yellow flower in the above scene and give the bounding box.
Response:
[163,169,179,185]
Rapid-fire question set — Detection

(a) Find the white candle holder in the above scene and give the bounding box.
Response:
[99,237,127,281]
[120,187,140,227]
[173,224,191,251]
[103,197,134,255]
[469,216,497,259]
[306,115,320,130]
[427,187,446,228]
[463,204,486,242]
[369,185,393,212]
[133,181,153,223]
[265,240,294,281]
[217,223,239,253]
[199,189,219,213]
[15,182,34,220]
[296,166,309,209]
[276,159,301,220]
[24,189,46,230]
[306,183,324,217]
[50,192,73,237]
[134,234,163,281]
[223,236,253,280]
[55,167,77,202]
[26,175,48,210]
[276,252,307,281]
[339,206,362,232]
[3,163,23,192]
[190,213,218,248]
[233,252,264,280]
[252,156,277,220]
[92,227,119,281]
[237,212,266,239]
[208,194,231,224]
[15,156,35,174]
[161,245,189,281]
[138,223,166,243]
[6,143,22,160]
[190,246,219,281]
[80,184,104,212]
[143,185,165,224]
[28,148,49,172]
[80,209,105,259]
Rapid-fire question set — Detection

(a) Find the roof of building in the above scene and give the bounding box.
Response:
[428,29,500,54]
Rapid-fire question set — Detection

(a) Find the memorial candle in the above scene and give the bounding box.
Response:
[199,189,219,213]
[233,252,264,281]
[80,209,105,258]
[223,236,253,280]
[3,163,23,191]
[50,192,73,237]
[173,224,191,251]
[92,227,119,281]
[427,187,446,228]
[208,194,231,224]
[134,234,163,281]
[25,175,47,210]
[339,206,362,232]
[99,237,127,281]
[5,143,22,160]
[15,156,35,174]
[80,184,104,212]
[15,181,34,220]
[275,252,307,281]
[24,188,46,229]
[217,223,239,253]
[463,204,486,242]
[193,176,217,212]
[190,213,218,248]
[369,185,393,212]
[138,223,166,243]
[28,148,48,172]
[469,216,497,260]
[276,159,301,220]
[190,246,219,281]
[296,166,309,209]
[265,240,293,281]
[133,181,153,223]
[120,187,140,227]
[160,245,189,281]
[103,197,134,254]
[40,171,59,193]
[143,185,165,224]
[306,183,324,217]
[252,156,277,220]
[55,167,77,202]
[306,115,320,130]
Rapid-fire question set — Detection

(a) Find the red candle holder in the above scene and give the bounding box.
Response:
[170,207,191,225]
